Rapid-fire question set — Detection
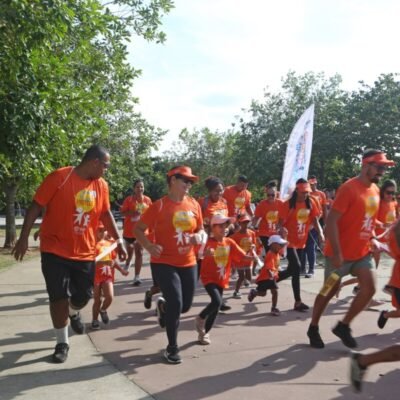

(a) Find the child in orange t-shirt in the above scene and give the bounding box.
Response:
[196,214,254,345]
[230,214,258,298]
[92,223,128,330]
[248,235,287,315]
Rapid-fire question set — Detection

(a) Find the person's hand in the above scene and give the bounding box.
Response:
[117,243,127,262]
[33,230,40,241]
[204,247,215,257]
[146,243,163,258]
[121,268,129,277]
[12,237,29,261]
[318,232,325,247]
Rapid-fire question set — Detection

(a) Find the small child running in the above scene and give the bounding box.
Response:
[196,214,254,345]
[248,235,288,316]
[92,223,128,330]
[231,213,258,298]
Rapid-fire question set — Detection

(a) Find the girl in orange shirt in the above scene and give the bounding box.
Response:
[279,179,324,311]
[134,166,204,364]
[196,214,254,345]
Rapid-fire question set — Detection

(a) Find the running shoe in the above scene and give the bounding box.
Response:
[132,276,142,286]
[91,320,100,330]
[144,289,152,310]
[307,325,325,349]
[232,290,242,299]
[164,345,182,364]
[244,279,250,287]
[198,332,211,345]
[377,310,388,329]
[350,353,367,392]
[52,343,69,363]
[352,286,360,295]
[100,310,109,324]
[248,288,257,303]
[305,272,314,278]
[69,312,85,334]
[156,297,166,328]
[219,302,231,311]
[271,307,281,316]
[332,321,357,348]
[382,285,394,295]
[294,302,309,312]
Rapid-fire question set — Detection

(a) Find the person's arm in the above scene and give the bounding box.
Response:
[325,209,343,268]
[100,210,127,261]
[12,201,43,261]
[313,216,325,245]
[134,221,163,258]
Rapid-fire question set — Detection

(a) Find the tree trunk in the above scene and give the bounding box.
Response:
[3,182,17,248]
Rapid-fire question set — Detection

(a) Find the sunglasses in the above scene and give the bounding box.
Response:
[176,175,195,185]
[385,191,395,195]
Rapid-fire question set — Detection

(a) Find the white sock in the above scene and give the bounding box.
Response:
[69,305,79,317]
[55,326,69,344]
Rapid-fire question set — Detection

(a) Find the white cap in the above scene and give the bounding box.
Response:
[268,235,288,246]
[210,214,232,226]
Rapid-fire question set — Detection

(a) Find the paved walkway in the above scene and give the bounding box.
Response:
[0,249,398,399]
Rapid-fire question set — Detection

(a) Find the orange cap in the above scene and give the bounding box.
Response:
[362,153,395,166]
[238,213,251,223]
[167,166,199,182]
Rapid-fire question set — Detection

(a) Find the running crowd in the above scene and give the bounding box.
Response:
[12,145,400,392]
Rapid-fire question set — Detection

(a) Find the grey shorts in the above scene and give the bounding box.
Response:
[324,254,374,281]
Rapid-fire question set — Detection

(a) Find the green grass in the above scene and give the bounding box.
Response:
[0,247,40,272]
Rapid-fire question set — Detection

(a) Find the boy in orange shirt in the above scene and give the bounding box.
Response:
[248,235,288,315]
[231,214,258,298]
[92,223,128,329]
[196,214,254,345]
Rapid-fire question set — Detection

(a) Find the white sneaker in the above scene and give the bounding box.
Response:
[195,315,205,334]
[198,332,211,345]
[233,291,242,299]
[132,276,142,286]
[244,279,250,287]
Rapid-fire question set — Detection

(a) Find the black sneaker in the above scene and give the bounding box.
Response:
[164,345,182,364]
[350,353,367,392]
[156,297,166,328]
[144,290,152,310]
[307,325,325,348]
[100,310,109,324]
[377,310,388,329]
[69,312,85,334]
[220,303,231,312]
[332,321,357,348]
[294,302,309,312]
[52,343,69,363]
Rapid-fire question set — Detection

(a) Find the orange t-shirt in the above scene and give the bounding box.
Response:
[198,196,228,226]
[94,239,116,285]
[223,185,251,217]
[388,229,400,307]
[256,251,280,282]
[121,195,152,238]
[200,237,246,288]
[281,199,319,249]
[324,177,380,260]
[140,195,203,267]
[376,200,397,240]
[34,167,110,260]
[230,229,257,267]
[254,199,284,237]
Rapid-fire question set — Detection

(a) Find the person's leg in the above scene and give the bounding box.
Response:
[359,345,400,367]
[178,265,197,314]
[100,281,114,311]
[259,236,270,253]
[300,233,311,274]
[124,238,135,268]
[306,229,318,275]
[245,268,252,283]
[271,289,278,309]
[279,248,303,305]
[200,284,224,333]
[235,269,245,294]
[133,241,143,281]
[92,284,101,321]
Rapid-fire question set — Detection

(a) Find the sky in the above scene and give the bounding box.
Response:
[128,0,400,152]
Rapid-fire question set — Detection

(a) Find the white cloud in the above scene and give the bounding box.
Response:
[127,0,400,151]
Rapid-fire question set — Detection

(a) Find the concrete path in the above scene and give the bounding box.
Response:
[0,249,398,399]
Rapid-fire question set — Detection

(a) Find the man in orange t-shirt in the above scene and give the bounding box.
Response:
[12,145,126,364]
[223,175,253,219]
[307,149,395,350]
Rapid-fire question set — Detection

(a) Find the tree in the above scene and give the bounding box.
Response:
[0,0,173,247]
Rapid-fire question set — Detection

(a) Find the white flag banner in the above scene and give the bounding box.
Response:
[280,104,315,201]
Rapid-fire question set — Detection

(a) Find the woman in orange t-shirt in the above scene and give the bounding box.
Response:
[375,180,398,267]
[120,178,152,284]
[279,179,324,311]
[196,214,252,345]
[134,165,204,364]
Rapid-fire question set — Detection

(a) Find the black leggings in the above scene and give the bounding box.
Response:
[259,236,270,253]
[199,283,224,333]
[151,263,197,348]
[277,247,304,302]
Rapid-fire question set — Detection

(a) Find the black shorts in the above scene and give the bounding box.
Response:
[256,279,278,292]
[393,287,400,308]
[123,237,136,244]
[41,252,95,304]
